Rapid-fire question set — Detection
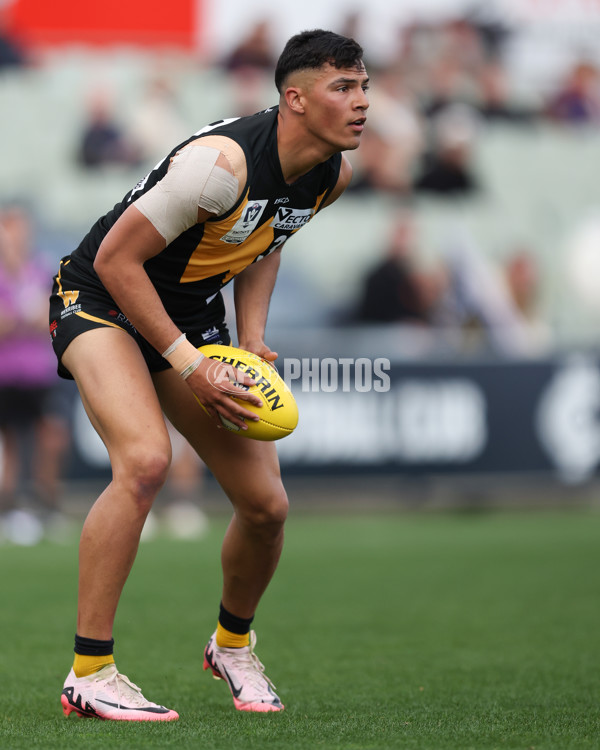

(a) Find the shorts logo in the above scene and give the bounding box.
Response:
[201,326,222,344]
[58,289,80,308]
[49,320,58,339]
[108,309,137,332]
[270,207,313,232]
[60,303,81,319]
[220,199,268,244]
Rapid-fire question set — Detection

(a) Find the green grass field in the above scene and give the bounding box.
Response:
[1,507,600,749]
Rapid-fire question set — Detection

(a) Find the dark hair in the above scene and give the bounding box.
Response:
[274,29,364,93]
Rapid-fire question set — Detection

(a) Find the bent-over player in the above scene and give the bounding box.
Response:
[51,29,368,720]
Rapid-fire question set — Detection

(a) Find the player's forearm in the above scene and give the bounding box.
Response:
[93,211,182,356]
[96,256,182,355]
[234,249,281,346]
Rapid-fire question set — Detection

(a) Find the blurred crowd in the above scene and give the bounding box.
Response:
[1,8,600,538]
[0,203,208,544]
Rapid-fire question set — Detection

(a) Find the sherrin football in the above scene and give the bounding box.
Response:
[196,344,298,441]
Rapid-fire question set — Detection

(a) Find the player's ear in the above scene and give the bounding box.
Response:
[284,86,305,114]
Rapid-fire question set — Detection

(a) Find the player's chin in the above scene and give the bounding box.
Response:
[345,138,362,150]
[343,131,364,150]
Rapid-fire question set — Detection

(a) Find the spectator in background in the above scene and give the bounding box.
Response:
[222,20,275,75]
[220,20,276,116]
[128,75,189,166]
[437,17,487,75]
[0,205,71,542]
[352,209,551,357]
[503,248,551,352]
[437,229,551,356]
[355,209,444,324]
[413,103,481,197]
[77,87,142,169]
[0,8,27,70]
[545,60,600,124]
[476,60,538,124]
[421,57,469,118]
[346,66,424,194]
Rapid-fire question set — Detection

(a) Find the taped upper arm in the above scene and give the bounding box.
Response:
[133,138,247,244]
[194,135,247,193]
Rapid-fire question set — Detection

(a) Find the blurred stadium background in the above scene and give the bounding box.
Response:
[3,0,600,542]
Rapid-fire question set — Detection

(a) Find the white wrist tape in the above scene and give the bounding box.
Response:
[162,334,205,378]
[162,333,187,358]
[180,355,205,380]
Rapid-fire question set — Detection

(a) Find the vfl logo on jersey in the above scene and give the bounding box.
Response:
[270,207,313,232]
[220,199,268,244]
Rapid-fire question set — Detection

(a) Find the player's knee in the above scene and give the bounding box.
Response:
[235,484,289,538]
[116,445,171,511]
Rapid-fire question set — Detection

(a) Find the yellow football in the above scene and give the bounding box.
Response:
[196,344,299,441]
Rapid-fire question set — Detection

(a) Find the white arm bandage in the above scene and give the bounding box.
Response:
[161,333,205,379]
[134,145,239,244]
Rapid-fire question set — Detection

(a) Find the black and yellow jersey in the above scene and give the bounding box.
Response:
[66,106,342,329]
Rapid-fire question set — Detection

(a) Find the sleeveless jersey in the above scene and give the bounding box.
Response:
[66,106,342,328]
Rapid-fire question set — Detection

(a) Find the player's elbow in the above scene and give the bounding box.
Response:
[93,242,113,282]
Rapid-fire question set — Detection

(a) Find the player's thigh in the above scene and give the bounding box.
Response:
[62,327,171,474]
[153,368,285,512]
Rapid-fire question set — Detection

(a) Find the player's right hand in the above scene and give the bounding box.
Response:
[186,356,262,430]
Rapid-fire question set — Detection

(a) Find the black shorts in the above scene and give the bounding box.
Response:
[49,257,230,380]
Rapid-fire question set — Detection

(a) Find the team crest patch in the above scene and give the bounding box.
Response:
[220,199,268,244]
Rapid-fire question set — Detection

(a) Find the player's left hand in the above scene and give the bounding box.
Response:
[240,340,278,362]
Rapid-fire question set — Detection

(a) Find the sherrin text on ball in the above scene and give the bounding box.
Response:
[197,344,299,440]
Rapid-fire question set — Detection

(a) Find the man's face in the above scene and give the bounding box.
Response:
[297,61,369,152]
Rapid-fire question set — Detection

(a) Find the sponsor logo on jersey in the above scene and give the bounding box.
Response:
[274,196,290,205]
[270,206,313,232]
[220,199,268,244]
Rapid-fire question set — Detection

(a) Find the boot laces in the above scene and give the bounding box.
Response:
[227,631,277,692]
[95,666,150,708]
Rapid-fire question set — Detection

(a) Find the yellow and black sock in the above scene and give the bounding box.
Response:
[216,603,254,648]
[73,635,115,678]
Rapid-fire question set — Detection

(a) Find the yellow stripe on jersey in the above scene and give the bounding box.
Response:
[180,187,329,285]
[76,311,123,330]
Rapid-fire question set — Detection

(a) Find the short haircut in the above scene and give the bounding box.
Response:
[274,29,364,93]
